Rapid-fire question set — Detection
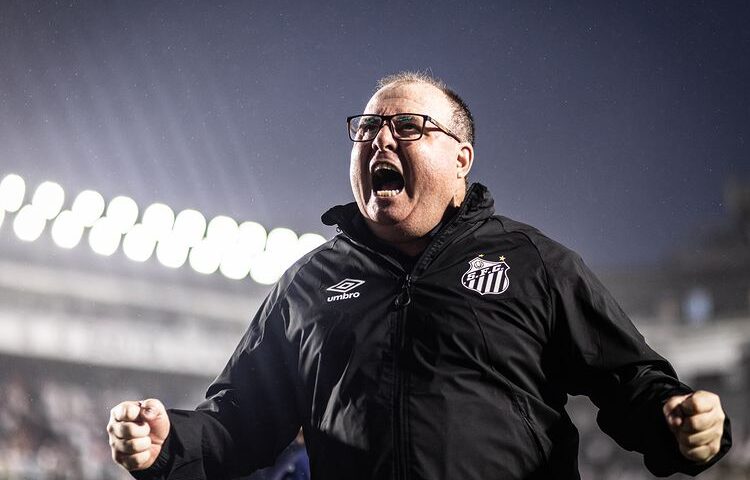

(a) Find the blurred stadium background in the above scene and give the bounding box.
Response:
[1,172,749,480]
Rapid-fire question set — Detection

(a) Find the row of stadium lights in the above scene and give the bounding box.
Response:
[0,174,326,285]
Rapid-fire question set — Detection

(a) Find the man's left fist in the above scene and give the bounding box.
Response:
[663,390,725,463]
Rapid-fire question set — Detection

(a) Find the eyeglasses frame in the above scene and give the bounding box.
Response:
[347,113,462,143]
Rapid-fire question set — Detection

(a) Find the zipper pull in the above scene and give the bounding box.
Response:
[395,274,412,308]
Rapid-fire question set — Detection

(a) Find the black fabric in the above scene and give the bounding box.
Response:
[133,183,731,480]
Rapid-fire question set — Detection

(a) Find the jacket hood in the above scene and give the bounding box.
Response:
[321,183,496,237]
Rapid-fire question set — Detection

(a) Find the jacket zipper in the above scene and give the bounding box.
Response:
[393,274,411,480]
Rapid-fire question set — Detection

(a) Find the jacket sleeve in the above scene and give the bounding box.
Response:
[131,288,304,480]
[545,246,731,477]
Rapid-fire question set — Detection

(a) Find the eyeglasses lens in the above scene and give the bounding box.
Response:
[349,114,425,141]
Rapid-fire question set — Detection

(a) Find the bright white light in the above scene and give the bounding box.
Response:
[32,181,65,219]
[188,239,223,275]
[207,215,239,247]
[297,233,327,257]
[13,204,46,242]
[123,224,156,262]
[142,203,174,240]
[263,227,299,272]
[237,221,267,254]
[106,196,139,234]
[0,174,26,212]
[88,217,121,256]
[249,251,285,285]
[219,243,255,280]
[265,227,298,253]
[51,210,84,249]
[219,222,266,280]
[155,233,189,269]
[173,209,206,247]
[71,190,105,227]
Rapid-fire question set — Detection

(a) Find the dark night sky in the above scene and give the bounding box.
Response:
[1,0,748,268]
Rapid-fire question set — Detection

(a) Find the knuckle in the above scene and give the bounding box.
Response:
[124,439,139,453]
[685,417,701,431]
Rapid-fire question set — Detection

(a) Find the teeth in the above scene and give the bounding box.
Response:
[373,163,399,174]
[375,189,400,197]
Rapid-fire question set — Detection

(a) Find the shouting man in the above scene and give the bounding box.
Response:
[108,72,730,479]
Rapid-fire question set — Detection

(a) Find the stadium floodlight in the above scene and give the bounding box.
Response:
[188,238,223,275]
[142,202,175,240]
[71,190,105,227]
[237,221,267,254]
[123,224,157,262]
[249,251,284,285]
[219,242,254,280]
[155,232,189,269]
[32,181,65,220]
[51,210,84,249]
[265,227,298,254]
[173,209,206,247]
[207,215,239,247]
[88,217,121,256]
[297,233,327,257]
[0,174,26,212]
[12,204,46,242]
[264,227,299,272]
[106,195,139,234]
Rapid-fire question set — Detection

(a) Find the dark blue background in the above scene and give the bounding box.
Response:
[1,0,748,267]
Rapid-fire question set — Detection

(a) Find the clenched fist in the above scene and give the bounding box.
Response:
[663,390,725,464]
[107,398,170,471]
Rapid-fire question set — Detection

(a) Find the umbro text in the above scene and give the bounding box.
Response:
[327,291,361,302]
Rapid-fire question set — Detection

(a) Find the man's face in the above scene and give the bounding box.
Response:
[350,82,472,246]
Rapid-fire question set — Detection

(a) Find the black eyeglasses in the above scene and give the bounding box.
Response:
[347,113,462,143]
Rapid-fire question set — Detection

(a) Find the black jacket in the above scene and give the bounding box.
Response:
[139,183,730,480]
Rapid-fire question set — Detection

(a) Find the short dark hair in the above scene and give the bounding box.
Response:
[375,71,475,146]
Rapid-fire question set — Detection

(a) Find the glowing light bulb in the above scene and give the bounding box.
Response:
[32,181,65,219]
[142,203,174,240]
[249,251,285,285]
[71,190,105,227]
[173,209,206,247]
[0,174,26,212]
[13,204,46,242]
[189,239,222,275]
[106,196,139,234]
[123,224,157,262]
[88,217,121,256]
[156,232,189,269]
[237,221,267,254]
[51,210,84,249]
[207,215,239,247]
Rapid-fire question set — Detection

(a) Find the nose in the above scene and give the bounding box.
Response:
[371,120,398,152]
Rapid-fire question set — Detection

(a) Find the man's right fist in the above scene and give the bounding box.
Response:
[107,398,170,471]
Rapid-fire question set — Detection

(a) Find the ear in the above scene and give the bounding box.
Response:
[456,142,474,180]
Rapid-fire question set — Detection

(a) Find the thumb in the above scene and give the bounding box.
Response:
[138,398,170,443]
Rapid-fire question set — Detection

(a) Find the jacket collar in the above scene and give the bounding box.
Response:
[321,182,496,242]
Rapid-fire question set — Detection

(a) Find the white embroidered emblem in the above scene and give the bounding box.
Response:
[461,256,510,295]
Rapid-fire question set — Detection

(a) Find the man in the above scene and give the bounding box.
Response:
[107,72,730,479]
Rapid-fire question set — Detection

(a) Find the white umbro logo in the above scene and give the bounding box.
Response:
[326,278,365,302]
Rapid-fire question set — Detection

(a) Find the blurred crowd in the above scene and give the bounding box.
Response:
[1,360,750,480]
[0,372,133,480]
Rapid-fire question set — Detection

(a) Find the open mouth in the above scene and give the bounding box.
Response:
[371,164,405,197]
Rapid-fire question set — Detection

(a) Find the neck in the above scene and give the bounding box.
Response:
[365,203,461,257]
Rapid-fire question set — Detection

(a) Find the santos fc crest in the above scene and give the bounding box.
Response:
[461,256,510,295]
